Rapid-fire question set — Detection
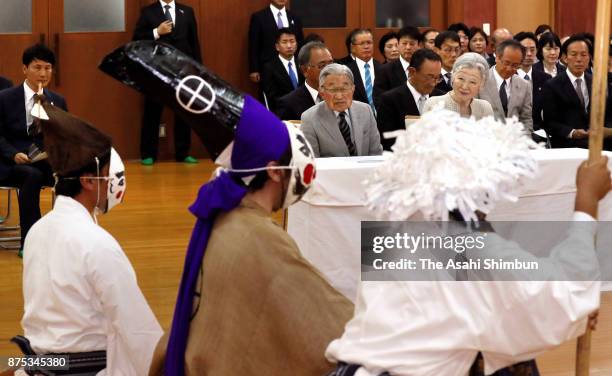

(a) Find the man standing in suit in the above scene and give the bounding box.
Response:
[343,29,382,113]
[0,76,11,91]
[301,64,382,157]
[133,0,201,165]
[434,31,461,94]
[479,39,533,134]
[248,0,304,84]
[542,35,612,149]
[375,26,422,95]
[261,28,304,112]
[515,32,552,130]
[377,49,443,150]
[276,41,333,120]
[0,44,67,254]
[487,28,513,66]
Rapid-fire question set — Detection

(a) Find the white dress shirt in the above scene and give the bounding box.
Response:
[305,82,320,103]
[441,68,451,86]
[406,80,428,114]
[22,196,163,376]
[327,212,600,376]
[153,0,176,40]
[566,69,589,110]
[355,57,376,88]
[278,55,298,81]
[493,68,513,100]
[399,56,410,77]
[270,4,289,28]
[23,81,37,128]
[518,67,532,81]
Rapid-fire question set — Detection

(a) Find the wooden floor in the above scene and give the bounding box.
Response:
[0,160,611,375]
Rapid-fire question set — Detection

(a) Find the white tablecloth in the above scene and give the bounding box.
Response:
[288,148,612,300]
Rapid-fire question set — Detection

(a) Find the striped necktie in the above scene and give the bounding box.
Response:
[338,112,356,156]
[364,63,374,107]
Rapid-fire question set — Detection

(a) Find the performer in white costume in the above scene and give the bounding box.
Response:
[18,102,163,375]
[326,109,610,376]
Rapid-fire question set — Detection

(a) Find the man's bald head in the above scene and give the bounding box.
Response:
[491,28,513,50]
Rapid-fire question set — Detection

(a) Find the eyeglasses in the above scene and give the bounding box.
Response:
[500,60,522,70]
[322,86,353,95]
[441,47,461,54]
[352,41,373,47]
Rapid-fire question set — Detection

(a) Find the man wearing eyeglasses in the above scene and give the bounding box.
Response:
[479,39,533,134]
[343,29,383,113]
[301,63,383,158]
[276,41,334,121]
[433,31,461,94]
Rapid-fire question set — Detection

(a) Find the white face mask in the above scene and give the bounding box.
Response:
[93,148,126,218]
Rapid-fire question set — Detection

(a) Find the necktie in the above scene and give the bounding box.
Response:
[418,95,427,114]
[338,112,356,156]
[26,95,34,127]
[524,74,530,81]
[287,61,298,89]
[445,72,452,86]
[364,63,374,108]
[164,5,173,24]
[276,11,283,29]
[500,80,508,116]
[575,78,586,111]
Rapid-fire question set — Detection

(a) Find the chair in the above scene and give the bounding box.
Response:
[0,186,20,250]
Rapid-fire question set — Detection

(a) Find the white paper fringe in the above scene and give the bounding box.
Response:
[365,107,542,222]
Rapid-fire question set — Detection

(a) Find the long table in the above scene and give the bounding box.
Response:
[287,149,612,301]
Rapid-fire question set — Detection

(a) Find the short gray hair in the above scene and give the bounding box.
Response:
[319,63,354,89]
[451,52,489,83]
[298,41,328,67]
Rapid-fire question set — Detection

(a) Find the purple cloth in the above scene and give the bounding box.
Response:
[165,95,289,375]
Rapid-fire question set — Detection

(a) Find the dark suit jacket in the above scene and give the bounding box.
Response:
[376,84,444,150]
[275,84,315,120]
[528,69,552,130]
[261,56,304,112]
[0,76,12,91]
[542,72,594,148]
[532,61,566,77]
[133,2,201,62]
[487,55,496,67]
[0,85,67,179]
[346,59,383,106]
[248,7,304,74]
[435,74,453,94]
[336,55,354,65]
[374,59,408,95]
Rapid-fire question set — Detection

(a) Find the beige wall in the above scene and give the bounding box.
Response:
[497,0,553,34]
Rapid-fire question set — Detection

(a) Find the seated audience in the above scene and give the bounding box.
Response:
[0,44,67,254]
[344,29,382,113]
[542,34,612,150]
[276,41,333,120]
[534,32,565,78]
[478,39,533,133]
[433,31,461,93]
[301,64,383,157]
[448,22,470,54]
[422,28,439,50]
[261,28,304,112]
[379,31,400,63]
[515,31,552,130]
[377,49,443,150]
[0,76,12,91]
[487,28,513,66]
[423,52,494,120]
[375,26,422,94]
[468,27,490,60]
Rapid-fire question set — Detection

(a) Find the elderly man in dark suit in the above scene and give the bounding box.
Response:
[341,29,383,113]
[261,28,304,112]
[0,76,12,91]
[0,44,67,253]
[301,64,382,157]
[542,35,612,149]
[248,0,304,84]
[276,41,333,120]
[377,49,443,150]
[133,0,201,165]
[375,26,422,95]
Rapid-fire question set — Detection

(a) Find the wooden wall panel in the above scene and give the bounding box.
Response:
[555,0,597,37]
[498,0,553,35]
[447,0,496,31]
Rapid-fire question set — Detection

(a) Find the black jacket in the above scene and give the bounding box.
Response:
[528,69,552,130]
[434,74,453,94]
[261,57,304,112]
[346,59,383,106]
[248,7,304,74]
[133,2,201,62]
[0,76,12,91]
[275,84,315,120]
[0,85,67,179]
[374,59,408,95]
